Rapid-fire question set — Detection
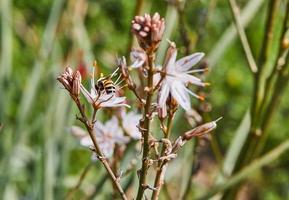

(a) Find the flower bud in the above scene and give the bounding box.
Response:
[182,117,222,140]
[131,12,165,52]
[72,71,82,97]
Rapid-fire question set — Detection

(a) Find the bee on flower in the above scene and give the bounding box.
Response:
[80,62,130,109]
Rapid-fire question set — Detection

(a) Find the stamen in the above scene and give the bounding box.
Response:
[111,67,119,77]
[118,84,128,90]
[100,73,104,78]
[115,79,125,86]
[186,68,208,74]
[185,87,205,101]
[214,117,223,123]
[204,82,211,87]
[114,73,122,85]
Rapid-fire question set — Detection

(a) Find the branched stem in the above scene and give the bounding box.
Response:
[151,112,174,200]
[72,96,128,200]
[136,51,155,200]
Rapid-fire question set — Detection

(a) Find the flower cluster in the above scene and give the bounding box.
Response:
[57,66,81,97]
[57,12,221,200]
[131,13,165,52]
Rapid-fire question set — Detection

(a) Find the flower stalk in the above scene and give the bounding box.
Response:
[136,51,155,200]
[73,96,128,200]
[151,111,174,200]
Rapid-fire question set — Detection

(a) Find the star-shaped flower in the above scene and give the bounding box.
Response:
[78,117,129,159]
[80,66,130,109]
[158,42,208,113]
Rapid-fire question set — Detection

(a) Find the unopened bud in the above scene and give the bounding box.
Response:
[65,66,73,76]
[72,71,82,97]
[183,117,222,140]
[131,12,165,51]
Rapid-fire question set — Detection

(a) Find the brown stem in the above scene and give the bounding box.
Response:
[151,112,174,200]
[136,51,155,200]
[72,97,128,200]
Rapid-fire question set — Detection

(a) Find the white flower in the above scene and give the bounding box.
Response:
[80,117,129,159]
[80,66,130,109]
[121,111,142,140]
[130,48,147,68]
[158,43,208,112]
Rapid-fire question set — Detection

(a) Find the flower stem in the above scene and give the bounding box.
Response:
[136,52,155,200]
[73,97,128,200]
[151,112,174,200]
[229,0,258,73]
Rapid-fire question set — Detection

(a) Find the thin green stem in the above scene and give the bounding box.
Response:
[198,139,289,200]
[229,0,258,73]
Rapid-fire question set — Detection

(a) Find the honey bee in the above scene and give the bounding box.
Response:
[95,68,121,95]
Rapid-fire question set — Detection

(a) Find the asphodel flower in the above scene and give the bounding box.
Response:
[72,117,129,159]
[80,65,130,109]
[158,42,209,114]
[121,111,142,140]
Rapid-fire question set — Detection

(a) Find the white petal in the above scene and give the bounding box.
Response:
[178,74,205,86]
[90,67,98,96]
[166,49,177,72]
[94,121,106,137]
[123,112,142,140]
[80,136,93,147]
[131,59,144,68]
[69,126,87,138]
[170,81,191,111]
[80,85,95,103]
[100,142,114,158]
[158,82,170,107]
[176,53,204,72]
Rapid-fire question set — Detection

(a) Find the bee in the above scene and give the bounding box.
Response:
[95,75,116,95]
[95,68,122,95]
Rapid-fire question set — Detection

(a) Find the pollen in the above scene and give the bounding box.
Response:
[198,95,205,101]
